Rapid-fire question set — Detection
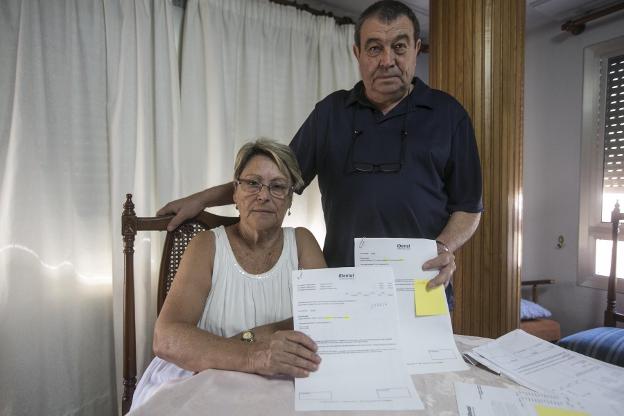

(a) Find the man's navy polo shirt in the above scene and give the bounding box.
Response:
[290,77,483,268]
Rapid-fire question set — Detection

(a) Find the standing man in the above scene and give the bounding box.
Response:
[158,0,482,300]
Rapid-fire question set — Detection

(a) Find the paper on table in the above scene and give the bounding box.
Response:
[454,382,616,416]
[413,279,447,315]
[292,267,423,412]
[463,351,502,375]
[470,330,624,408]
[355,237,468,374]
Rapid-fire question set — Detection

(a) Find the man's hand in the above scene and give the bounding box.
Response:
[247,330,321,378]
[423,211,481,290]
[157,194,206,231]
[422,251,456,290]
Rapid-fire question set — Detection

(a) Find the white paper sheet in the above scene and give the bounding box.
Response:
[454,382,619,416]
[470,329,624,407]
[354,237,468,374]
[292,267,423,411]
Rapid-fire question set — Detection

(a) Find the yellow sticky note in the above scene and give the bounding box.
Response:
[534,405,589,416]
[413,280,447,316]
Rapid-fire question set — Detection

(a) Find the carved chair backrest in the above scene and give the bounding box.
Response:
[120,194,238,414]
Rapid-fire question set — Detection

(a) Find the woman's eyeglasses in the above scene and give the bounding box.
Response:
[236,179,293,199]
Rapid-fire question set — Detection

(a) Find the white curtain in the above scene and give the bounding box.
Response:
[0,0,181,414]
[0,0,357,414]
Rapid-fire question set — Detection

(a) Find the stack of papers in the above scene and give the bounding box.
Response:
[455,382,615,416]
[464,329,624,415]
[290,237,468,411]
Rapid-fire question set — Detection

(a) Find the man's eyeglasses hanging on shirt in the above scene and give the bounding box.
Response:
[347,111,408,174]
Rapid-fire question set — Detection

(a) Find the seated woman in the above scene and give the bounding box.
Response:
[131,139,326,410]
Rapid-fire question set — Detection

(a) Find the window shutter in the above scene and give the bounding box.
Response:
[603,54,624,193]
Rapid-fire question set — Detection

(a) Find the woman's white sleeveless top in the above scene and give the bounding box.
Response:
[199,225,297,337]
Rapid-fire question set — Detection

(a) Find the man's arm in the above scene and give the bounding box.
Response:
[423,211,481,289]
[157,182,235,231]
[436,211,481,253]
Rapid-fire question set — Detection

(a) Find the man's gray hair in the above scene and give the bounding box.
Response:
[234,138,305,192]
[354,0,420,48]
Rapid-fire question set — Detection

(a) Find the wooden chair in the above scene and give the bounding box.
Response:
[121,194,238,414]
[557,202,624,366]
[519,279,561,342]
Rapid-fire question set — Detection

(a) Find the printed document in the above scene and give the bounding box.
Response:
[292,267,423,411]
[470,330,624,407]
[355,238,468,374]
[454,382,619,416]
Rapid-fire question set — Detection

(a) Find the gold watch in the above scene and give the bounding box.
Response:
[241,330,255,343]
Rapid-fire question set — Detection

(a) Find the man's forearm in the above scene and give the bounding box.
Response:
[436,211,481,253]
[197,182,235,208]
[158,181,238,230]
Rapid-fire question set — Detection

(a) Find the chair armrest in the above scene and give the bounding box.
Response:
[521,279,556,303]
[521,279,555,286]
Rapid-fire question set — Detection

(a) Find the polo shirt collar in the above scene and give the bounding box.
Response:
[345,77,434,111]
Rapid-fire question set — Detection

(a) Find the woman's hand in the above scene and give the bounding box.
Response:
[247,330,321,378]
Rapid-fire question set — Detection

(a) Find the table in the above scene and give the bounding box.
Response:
[129,335,520,416]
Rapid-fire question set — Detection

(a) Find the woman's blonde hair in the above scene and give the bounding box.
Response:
[234,138,305,192]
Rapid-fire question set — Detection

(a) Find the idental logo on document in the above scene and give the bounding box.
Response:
[338,273,355,280]
[396,243,411,250]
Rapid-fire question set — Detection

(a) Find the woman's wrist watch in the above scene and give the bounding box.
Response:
[241,330,255,343]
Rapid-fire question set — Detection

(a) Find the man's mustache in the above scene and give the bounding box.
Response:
[373,70,401,78]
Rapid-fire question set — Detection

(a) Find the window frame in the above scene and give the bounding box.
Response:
[578,36,624,293]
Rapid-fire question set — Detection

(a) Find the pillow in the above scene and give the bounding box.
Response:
[520,299,552,320]
[558,327,624,367]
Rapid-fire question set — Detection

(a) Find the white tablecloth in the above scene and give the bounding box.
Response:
[129,335,519,416]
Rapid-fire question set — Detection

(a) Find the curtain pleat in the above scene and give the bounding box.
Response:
[105,1,182,412]
[0,1,115,415]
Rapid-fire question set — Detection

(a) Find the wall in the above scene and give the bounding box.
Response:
[523,13,624,336]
